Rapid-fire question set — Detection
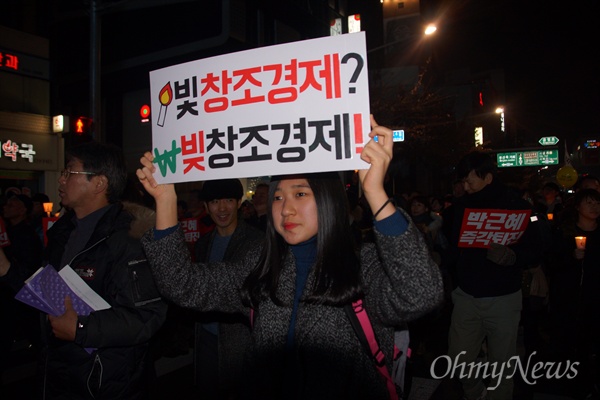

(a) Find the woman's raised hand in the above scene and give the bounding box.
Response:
[358,115,395,221]
[136,151,178,229]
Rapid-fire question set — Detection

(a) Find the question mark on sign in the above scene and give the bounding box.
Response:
[341,53,364,94]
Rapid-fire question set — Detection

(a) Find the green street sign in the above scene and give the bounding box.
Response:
[497,149,559,168]
[539,136,559,146]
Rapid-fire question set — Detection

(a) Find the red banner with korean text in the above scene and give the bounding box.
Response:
[180,217,202,244]
[458,208,531,248]
[0,217,10,247]
[179,217,215,261]
[43,217,59,247]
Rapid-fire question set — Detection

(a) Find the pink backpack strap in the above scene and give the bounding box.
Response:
[347,299,399,400]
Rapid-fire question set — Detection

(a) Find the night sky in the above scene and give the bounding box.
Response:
[430,0,600,148]
[2,0,599,150]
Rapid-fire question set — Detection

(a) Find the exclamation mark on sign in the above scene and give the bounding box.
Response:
[354,113,363,154]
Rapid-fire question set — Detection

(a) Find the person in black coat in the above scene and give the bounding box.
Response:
[446,151,543,400]
[0,142,167,399]
[193,178,265,399]
[0,194,44,385]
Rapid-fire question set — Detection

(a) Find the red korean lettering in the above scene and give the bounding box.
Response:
[231,67,265,106]
[4,54,18,70]
[2,140,19,162]
[264,60,299,104]
[201,71,231,113]
[181,131,205,174]
[320,54,341,99]
[354,113,364,154]
[299,59,322,93]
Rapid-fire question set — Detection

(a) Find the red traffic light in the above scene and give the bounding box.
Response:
[140,104,151,119]
[70,116,93,135]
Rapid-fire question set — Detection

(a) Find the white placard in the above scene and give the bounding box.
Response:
[149,32,371,184]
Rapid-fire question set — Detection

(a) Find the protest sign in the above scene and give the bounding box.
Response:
[149,32,371,184]
[458,208,532,248]
[43,217,58,247]
[0,217,10,247]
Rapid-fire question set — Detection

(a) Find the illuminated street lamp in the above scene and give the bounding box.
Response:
[424,24,437,36]
[495,106,505,133]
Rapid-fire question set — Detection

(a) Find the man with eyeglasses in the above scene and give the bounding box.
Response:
[0,141,167,399]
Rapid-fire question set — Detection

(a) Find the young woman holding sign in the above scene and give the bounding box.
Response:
[136,115,443,399]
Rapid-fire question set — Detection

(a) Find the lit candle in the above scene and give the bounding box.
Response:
[575,236,587,250]
[43,202,53,218]
[547,213,553,221]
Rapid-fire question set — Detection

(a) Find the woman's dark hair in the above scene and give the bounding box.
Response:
[574,188,600,208]
[66,141,127,203]
[241,172,363,307]
[559,188,600,237]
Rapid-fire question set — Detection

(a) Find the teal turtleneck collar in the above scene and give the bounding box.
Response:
[286,236,317,350]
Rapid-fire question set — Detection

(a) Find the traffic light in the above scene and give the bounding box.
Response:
[140,104,151,123]
[71,116,93,135]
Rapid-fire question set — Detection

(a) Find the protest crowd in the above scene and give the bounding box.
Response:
[0,129,597,400]
[0,32,598,400]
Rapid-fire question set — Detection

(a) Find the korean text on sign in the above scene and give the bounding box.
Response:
[458,208,532,248]
[179,218,201,243]
[0,218,10,247]
[149,32,371,184]
[152,113,366,180]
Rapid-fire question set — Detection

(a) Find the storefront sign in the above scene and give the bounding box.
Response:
[0,47,49,80]
[0,130,60,170]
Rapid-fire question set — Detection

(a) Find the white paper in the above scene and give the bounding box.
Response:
[60,265,111,311]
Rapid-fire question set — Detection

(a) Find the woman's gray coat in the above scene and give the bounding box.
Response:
[142,211,443,399]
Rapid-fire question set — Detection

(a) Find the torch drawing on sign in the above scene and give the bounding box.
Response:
[157,82,173,127]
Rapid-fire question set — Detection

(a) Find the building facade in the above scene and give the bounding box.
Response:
[0,25,62,211]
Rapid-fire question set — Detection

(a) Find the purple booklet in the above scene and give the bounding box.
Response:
[15,265,96,317]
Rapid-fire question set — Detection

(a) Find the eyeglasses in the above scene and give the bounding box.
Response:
[61,169,96,180]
